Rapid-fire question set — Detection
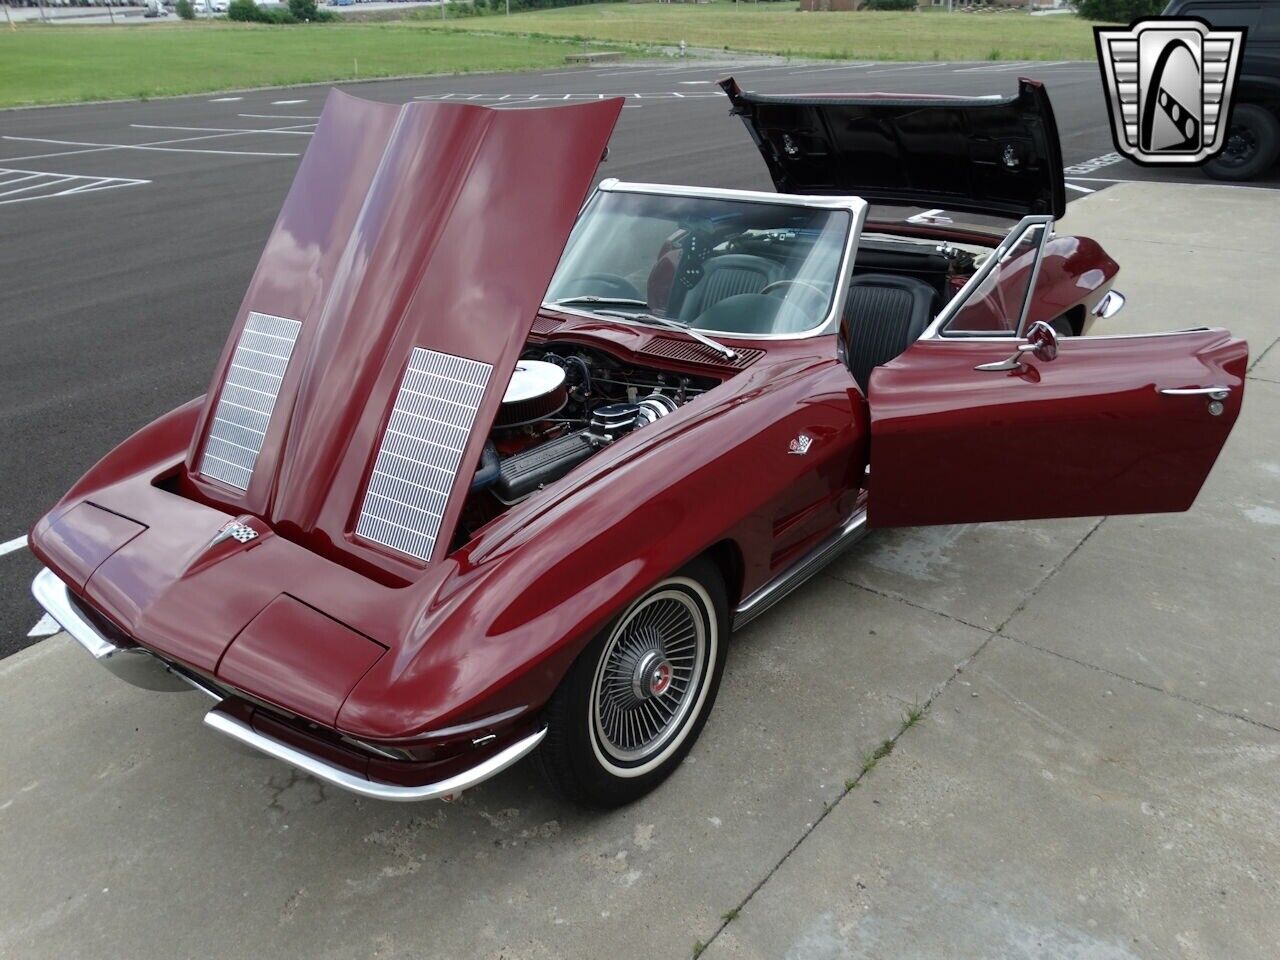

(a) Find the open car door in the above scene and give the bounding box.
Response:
[867,218,1247,527]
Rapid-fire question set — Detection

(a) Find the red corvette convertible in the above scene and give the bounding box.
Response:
[30,79,1246,807]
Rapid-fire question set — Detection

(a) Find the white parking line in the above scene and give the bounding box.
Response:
[0,535,28,557]
[272,99,307,105]
[0,166,150,207]
[130,123,315,136]
[650,66,726,76]
[0,171,44,188]
[865,63,948,75]
[238,113,320,120]
[1063,152,1124,176]
[952,60,1035,73]
[2,134,300,162]
[786,63,878,75]
[1065,182,1096,194]
[906,208,952,225]
[1065,175,1279,191]
[0,174,76,199]
[28,614,60,638]
[722,63,805,73]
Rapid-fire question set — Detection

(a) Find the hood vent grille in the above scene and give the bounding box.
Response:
[641,337,764,371]
[530,315,565,338]
[355,348,493,562]
[200,312,302,490]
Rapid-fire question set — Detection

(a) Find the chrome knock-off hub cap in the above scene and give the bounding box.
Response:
[591,588,708,766]
[631,650,673,700]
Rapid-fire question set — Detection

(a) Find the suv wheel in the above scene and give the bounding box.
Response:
[1204,104,1280,182]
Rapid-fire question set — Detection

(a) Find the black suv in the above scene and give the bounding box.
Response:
[1161,0,1280,179]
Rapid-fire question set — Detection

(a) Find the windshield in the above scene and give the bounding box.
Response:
[545,190,851,337]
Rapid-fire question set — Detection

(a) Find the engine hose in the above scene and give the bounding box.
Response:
[470,440,501,491]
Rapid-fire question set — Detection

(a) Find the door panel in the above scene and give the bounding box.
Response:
[867,329,1247,527]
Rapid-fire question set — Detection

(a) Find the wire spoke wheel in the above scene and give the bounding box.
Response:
[590,585,710,770]
[537,559,726,806]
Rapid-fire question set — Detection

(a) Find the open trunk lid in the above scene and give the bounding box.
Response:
[720,76,1066,220]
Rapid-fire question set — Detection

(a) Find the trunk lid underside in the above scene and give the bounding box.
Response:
[720,76,1066,220]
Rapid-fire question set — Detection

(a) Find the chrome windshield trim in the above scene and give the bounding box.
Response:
[203,710,546,803]
[544,180,868,341]
[597,178,869,210]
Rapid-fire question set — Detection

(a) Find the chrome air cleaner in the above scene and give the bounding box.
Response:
[495,359,568,428]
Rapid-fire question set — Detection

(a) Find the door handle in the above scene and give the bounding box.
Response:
[1158,385,1231,417]
[1157,386,1231,399]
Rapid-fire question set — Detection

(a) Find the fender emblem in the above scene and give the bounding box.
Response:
[207,520,258,550]
[788,434,813,456]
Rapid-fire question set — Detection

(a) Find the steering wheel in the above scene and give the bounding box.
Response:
[761,279,830,319]
[761,279,829,300]
[569,273,643,301]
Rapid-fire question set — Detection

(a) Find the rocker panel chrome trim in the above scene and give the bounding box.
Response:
[732,507,868,630]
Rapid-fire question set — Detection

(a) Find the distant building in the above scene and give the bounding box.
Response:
[799,0,1036,8]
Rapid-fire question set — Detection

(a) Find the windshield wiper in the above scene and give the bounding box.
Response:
[551,295,650,308]
[600,310,738,362]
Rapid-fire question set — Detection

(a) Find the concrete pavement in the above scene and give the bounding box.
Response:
[1,181,1277,958]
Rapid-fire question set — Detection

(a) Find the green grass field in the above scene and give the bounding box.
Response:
[0,4,1100,109]
[425,3,1101,62]
[0,22,622,108]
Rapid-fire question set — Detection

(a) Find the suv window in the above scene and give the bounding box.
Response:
[1172,2,1261,30]
[1261,4,1280,42]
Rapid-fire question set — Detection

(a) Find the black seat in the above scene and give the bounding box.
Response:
[843,273,937,392]
[677,254,783,324]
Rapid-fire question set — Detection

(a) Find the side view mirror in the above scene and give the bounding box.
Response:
[974,320,1059,372]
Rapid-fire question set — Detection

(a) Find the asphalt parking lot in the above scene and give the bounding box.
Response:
[2,58,1279,959]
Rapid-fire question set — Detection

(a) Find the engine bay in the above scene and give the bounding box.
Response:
[455,342,721,545]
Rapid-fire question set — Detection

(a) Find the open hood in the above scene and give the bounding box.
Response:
[186,90,622,576]
[720,77,1065,220]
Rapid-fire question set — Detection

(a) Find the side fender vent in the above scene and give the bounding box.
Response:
[355,348,492,562]
[200,312,302,490]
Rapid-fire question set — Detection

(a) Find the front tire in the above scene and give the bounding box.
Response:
[1204,104,1280,182]
[536,556,729,808]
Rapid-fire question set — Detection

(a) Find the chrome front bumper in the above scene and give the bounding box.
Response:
[30,566,544,802]
[203,711,545,802]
